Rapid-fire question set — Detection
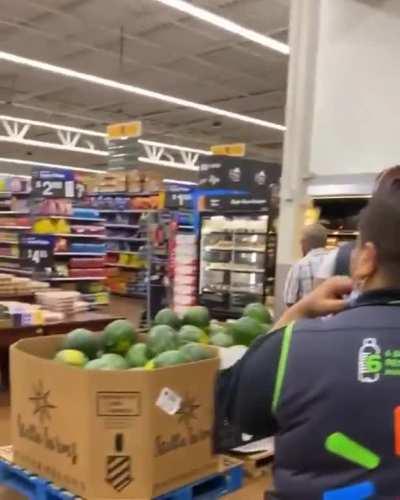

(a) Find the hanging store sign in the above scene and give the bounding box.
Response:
[107,121,142,139]
[164,186,194,210]
[199,156,281,197]
[210,143,246,157]
[31,168,75,199]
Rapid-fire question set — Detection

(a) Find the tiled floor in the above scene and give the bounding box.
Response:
[0,296,267,499]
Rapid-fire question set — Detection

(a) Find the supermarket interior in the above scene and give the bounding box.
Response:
[0,0,397,499]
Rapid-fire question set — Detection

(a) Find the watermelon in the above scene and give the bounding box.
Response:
[62,328,99,359]
[230,316,264,346]
[179,343,211,362]
[177,325,209,345]
[208,320,227,337]
[243,302,272,324]
[97,353,129,370]
[125,343,149,368]
[85,358,110,370]
[55,349,88,367]
[182,306,210,329]
[102,320,136,355]
[147,325,178,357]
[210,331,234,348]
[154,308,181,329]
[153,350,189,368]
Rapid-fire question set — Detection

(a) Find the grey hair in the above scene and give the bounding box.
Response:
[302,223,327,249]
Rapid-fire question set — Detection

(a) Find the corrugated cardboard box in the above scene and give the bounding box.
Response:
[11,336,219,499]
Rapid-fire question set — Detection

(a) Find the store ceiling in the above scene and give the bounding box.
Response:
[0,0,289,179]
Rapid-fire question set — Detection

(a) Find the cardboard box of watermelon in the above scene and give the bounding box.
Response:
[10,314,220,500]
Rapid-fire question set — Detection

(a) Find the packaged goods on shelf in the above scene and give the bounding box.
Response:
[36,291,80,315]
[69,242,107,254]
[69,257,106,268]
[71,207,101,220]
[126,169,142,193]
[32,198,72,216]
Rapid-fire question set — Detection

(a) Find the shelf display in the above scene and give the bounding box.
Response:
[168,211,197,315]
[78,191,164,298]
[199,214,273,318]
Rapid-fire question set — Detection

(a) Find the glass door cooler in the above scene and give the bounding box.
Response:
[198,213,274,318]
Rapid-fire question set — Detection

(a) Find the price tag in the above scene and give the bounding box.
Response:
[31,168,75,199]
[156,388,182,415]
[107,121,142,139]
[20,235,55,271]
[210,143,246,157]
[75,181,86,199]
[165,187,193,209]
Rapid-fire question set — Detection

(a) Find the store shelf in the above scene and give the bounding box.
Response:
[107,236,146,242]
[111,291,146,298]
[203,230,267,236]
[206,264,265,273]
[205,245,265,252]
[98,209,157,213]
[0,267,32,276]
[105,224,139,229]
[327,230,359,236]
[0,241,18,245]
[50,233,106,239]
[46,276,107,282]
[0,226,31,230]
[0,255,20,260]
[90,191,158,197]
[54,252,106,257]
[35,215,106,222]
[0,211,29,215]
[106,263,144,270]
[107,250,139,255]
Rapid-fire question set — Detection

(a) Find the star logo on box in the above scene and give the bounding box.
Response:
[176,395,200,427]
[29,380,57,424]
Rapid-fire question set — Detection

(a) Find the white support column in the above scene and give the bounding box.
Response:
[275,0,321,316]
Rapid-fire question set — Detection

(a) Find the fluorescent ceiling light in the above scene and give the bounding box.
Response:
[138,156,199,171]
[0,136,107,156]
[139,139,211,155]
[153,0,289,55]
[0,157,104,174]
[164,179,197,186]
[0,173,31,179]
[0,51,286,131]
[0,114,105,137]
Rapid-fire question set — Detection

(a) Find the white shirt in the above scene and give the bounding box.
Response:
[283,248,328,305]
[316,248,339,280]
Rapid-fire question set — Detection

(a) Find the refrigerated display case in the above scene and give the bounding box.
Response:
[198,213,275,318]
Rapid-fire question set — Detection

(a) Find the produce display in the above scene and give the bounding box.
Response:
[53,302,272,371]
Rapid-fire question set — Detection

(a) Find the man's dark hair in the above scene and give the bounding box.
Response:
[359,192,400,279]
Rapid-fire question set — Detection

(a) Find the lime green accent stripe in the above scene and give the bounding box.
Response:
[272,321,294,414]
[325,432,381,470]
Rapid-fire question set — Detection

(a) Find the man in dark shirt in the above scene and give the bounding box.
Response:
[215,191,400,499]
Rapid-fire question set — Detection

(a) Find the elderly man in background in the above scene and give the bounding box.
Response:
[283,223,328,306]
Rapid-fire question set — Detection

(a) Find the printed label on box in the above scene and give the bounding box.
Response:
[97,392,141,417]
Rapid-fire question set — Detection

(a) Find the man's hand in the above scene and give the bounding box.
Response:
[297,276,353,318]
[273,277,353,330]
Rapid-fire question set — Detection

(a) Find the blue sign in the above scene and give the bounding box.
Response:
[31,168,75,198]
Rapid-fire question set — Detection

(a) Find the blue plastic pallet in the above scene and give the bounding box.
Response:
[0,456,243,500]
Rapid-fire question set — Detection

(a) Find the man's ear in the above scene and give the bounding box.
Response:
[353,242,378,281]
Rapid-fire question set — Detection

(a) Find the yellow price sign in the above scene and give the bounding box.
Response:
[107,121,142,139]
[210,143,246,157]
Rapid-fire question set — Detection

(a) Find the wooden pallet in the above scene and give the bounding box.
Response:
[230,450,274,479]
